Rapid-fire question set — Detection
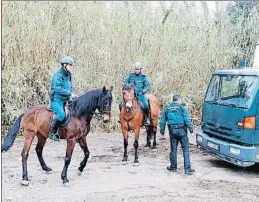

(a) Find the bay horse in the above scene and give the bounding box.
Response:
[1,86,113,185]
[119,83,160,166]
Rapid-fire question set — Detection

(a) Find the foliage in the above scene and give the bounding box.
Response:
[2,1,259,133]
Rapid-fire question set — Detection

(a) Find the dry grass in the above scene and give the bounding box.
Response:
[2,1,259,134]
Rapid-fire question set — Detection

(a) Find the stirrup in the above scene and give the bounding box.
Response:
[144,119,151,126]
[49,133,60,141]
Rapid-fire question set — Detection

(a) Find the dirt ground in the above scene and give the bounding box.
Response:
[2,130,259,202]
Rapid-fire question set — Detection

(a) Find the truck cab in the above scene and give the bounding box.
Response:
[196,69,259,167]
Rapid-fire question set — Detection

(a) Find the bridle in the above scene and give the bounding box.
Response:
[122,89,140,129]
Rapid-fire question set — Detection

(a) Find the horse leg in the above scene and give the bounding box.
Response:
[35,135,52,172]
[151,126,158,150]
[61,139,76,184]
[78,137,90,175]
[133,128,140,166]
[21,130,35,186]
[122,129,128,165]
[145,126,151,148]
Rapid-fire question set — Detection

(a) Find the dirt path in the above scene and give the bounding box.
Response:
[2,131,259,202]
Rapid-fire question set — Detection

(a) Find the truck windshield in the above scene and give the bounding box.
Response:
[205,75,257,108]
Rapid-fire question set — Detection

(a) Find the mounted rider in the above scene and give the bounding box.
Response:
[49,56,76,141]
[120,62,151,125]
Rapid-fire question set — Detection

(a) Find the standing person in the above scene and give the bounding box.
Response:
[160,93,195,175]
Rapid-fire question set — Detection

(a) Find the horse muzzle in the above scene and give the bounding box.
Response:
[126,106,133,112]
[103,113,111,123]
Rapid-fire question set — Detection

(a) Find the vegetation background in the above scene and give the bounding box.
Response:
[2,1,259,134]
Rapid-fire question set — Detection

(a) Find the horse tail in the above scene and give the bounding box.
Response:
[1,114,23,152]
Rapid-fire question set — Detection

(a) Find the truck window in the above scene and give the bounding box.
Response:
[204,75,220,102]
[220,76,240,99]
[205,75,257,108]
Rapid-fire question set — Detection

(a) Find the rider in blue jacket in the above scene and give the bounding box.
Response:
[121,62,151,125]
[49,56,75,141]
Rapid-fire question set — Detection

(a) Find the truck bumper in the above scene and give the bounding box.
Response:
[196,131,259,167]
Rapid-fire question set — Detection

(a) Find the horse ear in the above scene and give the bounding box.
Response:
[110,86,114,92]
[102,86,107,93]
[131,83,135,89]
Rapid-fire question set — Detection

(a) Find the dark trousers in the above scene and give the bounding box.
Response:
[168,125,191,170]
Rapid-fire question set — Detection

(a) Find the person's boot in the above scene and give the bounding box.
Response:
[49,118,61,141]
[167,166,177,172]
[143,108,151,125]
[185,168,195,175]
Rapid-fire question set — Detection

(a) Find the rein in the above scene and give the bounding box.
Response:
[68,97,111,121]
[92,112,103,120]
[91,106,111,121]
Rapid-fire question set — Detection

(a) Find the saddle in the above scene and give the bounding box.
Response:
[46,102,71,127]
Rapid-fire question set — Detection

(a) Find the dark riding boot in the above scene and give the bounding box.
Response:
[143,108,151,126]
[167,166,177,172]
[49,118,61,141]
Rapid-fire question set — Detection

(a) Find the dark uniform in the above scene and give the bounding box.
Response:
[50,66,72,121]
[119,62,151,125]
[160,93,195,175]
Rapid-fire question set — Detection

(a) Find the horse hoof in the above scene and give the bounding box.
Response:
[43,168,52,174]
[133,162,139,166]
[122,160,127,165]
[63,182,70,187]
[144,147,150,151]
[144,144,150,148]
[151,147,157,152]
[63,179,69,184]
[78,170,82,176]
[21,180,29,186]
[43,167,52,172]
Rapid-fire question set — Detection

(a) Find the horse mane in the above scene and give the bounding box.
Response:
[69,88,102,117]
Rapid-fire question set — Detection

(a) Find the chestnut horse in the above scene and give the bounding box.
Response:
[2,86,113,185]
[119,84,160,166]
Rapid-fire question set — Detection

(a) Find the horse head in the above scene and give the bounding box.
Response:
[122,83,135,112]
[98,86,113,123]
